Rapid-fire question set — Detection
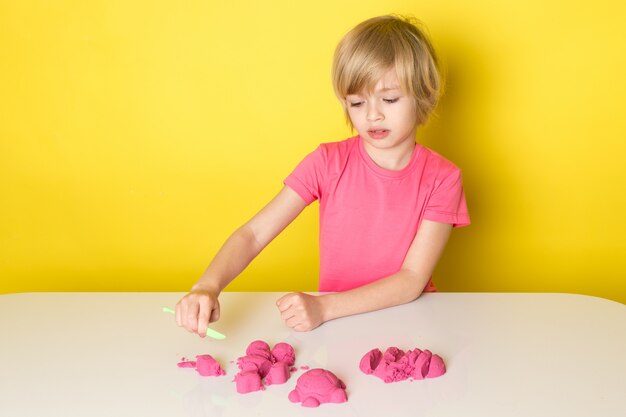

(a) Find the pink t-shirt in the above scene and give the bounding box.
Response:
[284,136,470,292]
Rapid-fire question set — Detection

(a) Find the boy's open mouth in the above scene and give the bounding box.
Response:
[367,129,390,139]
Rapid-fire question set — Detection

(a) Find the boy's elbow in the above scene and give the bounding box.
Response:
[399,269,428,302]
[234,224,263,253]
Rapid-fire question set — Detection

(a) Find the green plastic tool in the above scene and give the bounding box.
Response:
[162,306,226,340]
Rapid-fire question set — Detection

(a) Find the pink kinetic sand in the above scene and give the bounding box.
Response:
[234,340,296,394]
[177,359,196,368]
[196,354,226,377]
[359,347,446,383]
[236,354,272,377]
[288,368,348,408]
[177,355,225,377]
[246,340,272,360]
[271,342,295,366]
[234,371,263,393]
[265,361,290,386]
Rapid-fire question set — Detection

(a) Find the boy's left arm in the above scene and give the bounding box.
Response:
[276,219,453,331]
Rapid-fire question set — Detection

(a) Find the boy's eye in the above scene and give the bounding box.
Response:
[347,97,399,107]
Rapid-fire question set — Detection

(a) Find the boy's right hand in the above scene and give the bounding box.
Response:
[175,288,220,338]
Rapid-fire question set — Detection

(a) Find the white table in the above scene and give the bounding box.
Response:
[0,292,624,416]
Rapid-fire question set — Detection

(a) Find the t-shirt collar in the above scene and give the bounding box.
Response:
[356,135,423,179]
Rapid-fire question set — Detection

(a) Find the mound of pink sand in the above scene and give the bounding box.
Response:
[234,340,296,393]
[288,368,348,408]
[359,347,446,383]
[177,354,225,377]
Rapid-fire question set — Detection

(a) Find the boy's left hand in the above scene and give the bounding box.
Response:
[276,292,325,331]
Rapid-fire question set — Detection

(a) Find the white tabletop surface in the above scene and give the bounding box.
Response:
[0,292,624,416]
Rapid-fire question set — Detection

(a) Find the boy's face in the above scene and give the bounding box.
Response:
[345,69,418,154]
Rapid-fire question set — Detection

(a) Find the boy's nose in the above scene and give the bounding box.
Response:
[366,104,384,122]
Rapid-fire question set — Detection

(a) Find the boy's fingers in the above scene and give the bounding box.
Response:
[276,292,293,306]
[286,315,301,329]
[293,323,308,332]
[197,301,210,338]
[180,301,189,329]
[280,305,296,322]
[186,302,200,332]
[175,303,182,327]
[276,293,294,311]
[209,304,220,323]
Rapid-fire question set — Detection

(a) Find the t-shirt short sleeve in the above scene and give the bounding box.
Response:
[283,145,326,205]
[423,166,471,228]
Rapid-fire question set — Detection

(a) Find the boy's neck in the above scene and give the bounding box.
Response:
[361,138,417,171]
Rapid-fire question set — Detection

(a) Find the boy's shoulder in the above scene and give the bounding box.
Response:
[304,136,359,166]
[317,135,360,155]
[419,143,462,175]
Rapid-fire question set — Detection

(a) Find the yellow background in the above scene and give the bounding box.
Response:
[1,1,625,304]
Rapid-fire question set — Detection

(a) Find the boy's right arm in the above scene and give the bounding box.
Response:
[175,185,306,337]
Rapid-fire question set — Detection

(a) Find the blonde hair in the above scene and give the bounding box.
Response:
[332,15,445,128]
